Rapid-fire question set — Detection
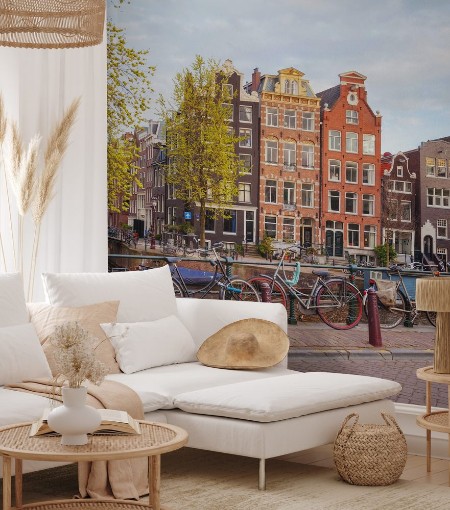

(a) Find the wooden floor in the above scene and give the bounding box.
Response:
[279,444,450,487]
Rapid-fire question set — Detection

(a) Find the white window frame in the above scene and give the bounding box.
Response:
[362,194,375,216]
[238,182,251,203]
[348,223,360,247]
[223,209,237,235]
[265,140,278,164]
[239,128,252,148]
[264,215,277,238]
[363,163,375,185]
[284,109,296,129]
[437,219,448,238]
[328,190,340,212]
[222,83,233,98]
[301,183,314,208]
[364,225,376,248]
[346,132,358,153]
[346,110,358,124]
[265,179,277,203]
[397,165,403,177]
[329,159,341,181]
[283,181,295,206]
[363,134,375,155]
[329,130,341,151]
[282,217,295,241]
[302,111,314,131]
[400,201,411,222]
[427,188,450,208]
[283,142,296,168]
[266,107,278,127]
[301,144,314,168]
[239,154,252,174]
[345,192,358,214]
[239,105,252,123]
[223,103,233,122]
[345,161,358,183]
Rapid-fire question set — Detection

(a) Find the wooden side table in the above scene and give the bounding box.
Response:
[416,366,450,485]
[0,421,188,510]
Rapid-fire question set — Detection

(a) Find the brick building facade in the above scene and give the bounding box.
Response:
[317,72,382,263]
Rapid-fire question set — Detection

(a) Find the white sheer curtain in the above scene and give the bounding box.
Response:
[0,38,107,301]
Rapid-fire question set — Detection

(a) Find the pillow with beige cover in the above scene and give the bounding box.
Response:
[28,301,120,375]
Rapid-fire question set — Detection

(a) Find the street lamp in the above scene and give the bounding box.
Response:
[150,199,157,249]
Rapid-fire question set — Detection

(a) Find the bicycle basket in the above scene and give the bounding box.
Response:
[374,279,396,308]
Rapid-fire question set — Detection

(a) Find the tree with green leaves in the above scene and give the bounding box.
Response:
[158,55,243,248]
[107,21,154,212]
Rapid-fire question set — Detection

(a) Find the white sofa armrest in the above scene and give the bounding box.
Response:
[176,298,287,348]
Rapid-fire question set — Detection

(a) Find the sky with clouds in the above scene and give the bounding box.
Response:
[108,0,450,153]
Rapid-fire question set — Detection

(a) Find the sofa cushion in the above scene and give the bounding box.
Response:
[0,323,52,385]
[0,387,51,427]
[173,372,402,423]
[0,273,28,327]
[101,316,197,374]
[106,362,292,413]
[42,265,176,323]
[29,301,121,375]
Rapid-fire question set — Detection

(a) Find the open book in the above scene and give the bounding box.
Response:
[30,408,141,437]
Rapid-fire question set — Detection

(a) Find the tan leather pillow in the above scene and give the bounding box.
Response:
[28,301,121,375]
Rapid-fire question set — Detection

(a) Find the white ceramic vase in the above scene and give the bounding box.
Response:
[47,386,102,445]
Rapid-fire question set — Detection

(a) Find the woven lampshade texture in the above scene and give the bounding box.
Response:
[416,278,450,312]
[0,0,105,49]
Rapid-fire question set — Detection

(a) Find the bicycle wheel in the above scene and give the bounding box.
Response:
[172,279,185,298]
[364,290,407,329]
[426,311,437,327]
[220,277,260,302]
[316,279,363,330]
[246,276,288,307]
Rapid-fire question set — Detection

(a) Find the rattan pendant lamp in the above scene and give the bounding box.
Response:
[0,0,105,49]
[416,278,450,374]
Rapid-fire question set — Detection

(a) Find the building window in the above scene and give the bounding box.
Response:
[302,111,314,131]
[364,225,376,248]
[167,183,176,199]
[266,107,278,127]
[239,128,252,148]
[329,159,341,181]
[437,159,448,178]
[345,161,358,183]
[388,199,397,220]
[265,140,278,163]
[283,181,295,206]
[397,165,403,177]
[362,194,375,215]
[284,80,298,95]
[345,192,357,214]
[223,210,237,234]
[400,201,411,222]
[346,110,358,124]
[363,134,375,155]
[265,215,277,238]
[265,179,277,203]
[167,206,177,225]
[282,217,295,241]
[284,109,296,129]
[437,219,448,238]
[329,130,341,151]
[328,190,340,212]
[222,83,233,98]
[346,132,358,153]
[363,163,375,185]
[426,158,436,176]
[238,183,251,203]
[205,209,215,232]
[301,144,314,168]
[223,103,233,121]
[239,154,252,174]
[283,142,296,169]
[301,183,314,207]
[239,105,252,123]
[427,188,450,208]
[348,223,360,247]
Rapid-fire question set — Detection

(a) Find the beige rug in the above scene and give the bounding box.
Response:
[2,448,449,509]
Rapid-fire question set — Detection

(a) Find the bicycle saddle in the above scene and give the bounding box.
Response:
[164,257,182,264]
[312,270,330,278]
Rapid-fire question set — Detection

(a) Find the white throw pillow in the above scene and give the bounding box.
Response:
[42,266,176,323]
[0,273,28,327]
[101,315,197,374]
[0,323,52,385]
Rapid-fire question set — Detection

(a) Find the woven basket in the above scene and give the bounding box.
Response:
[333,412,407,486]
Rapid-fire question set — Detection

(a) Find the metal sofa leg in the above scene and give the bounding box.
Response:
[259,458,266,490]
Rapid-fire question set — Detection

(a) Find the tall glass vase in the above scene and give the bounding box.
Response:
[47,386,101,445]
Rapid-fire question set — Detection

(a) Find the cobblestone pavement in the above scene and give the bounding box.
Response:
[287,322,448,408]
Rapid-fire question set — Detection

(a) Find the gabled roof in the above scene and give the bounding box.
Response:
[316,85,341,109]
[278,67,305,78]
[339,71,367,82]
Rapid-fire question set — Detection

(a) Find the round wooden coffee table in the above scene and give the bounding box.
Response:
[0,421,188,510]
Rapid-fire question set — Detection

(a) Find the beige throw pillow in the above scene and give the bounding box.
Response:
[28,301,121,375]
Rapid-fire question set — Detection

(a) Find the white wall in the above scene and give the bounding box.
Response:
[0,38,107,300]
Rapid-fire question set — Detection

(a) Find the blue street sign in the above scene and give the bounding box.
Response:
[184,211,192,220]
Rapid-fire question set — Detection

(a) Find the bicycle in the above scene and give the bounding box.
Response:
[166,242,260,302]
[363,268,437,329]
[247,244,363,330]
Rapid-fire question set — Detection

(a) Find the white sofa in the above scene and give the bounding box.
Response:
[0,269,401,489]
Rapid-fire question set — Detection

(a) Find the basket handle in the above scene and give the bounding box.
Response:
[381,412,403,434]
[337,413,359,436]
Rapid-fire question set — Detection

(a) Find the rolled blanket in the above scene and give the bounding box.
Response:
[7,378,148,500]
